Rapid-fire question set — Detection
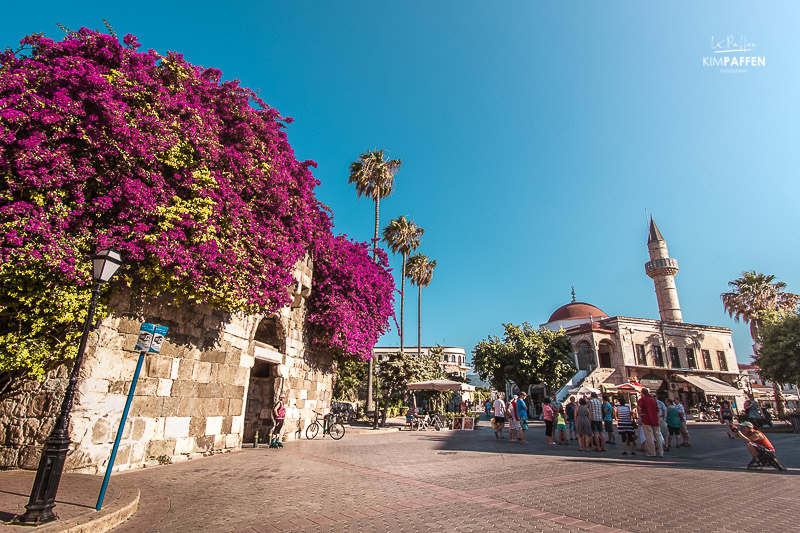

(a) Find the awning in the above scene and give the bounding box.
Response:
[675,374,741,396]
[407,379,476,392]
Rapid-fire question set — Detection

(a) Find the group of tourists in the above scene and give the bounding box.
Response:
[490,388,696,458]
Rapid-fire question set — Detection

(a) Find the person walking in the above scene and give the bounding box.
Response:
[516,391,529,444]
[492,394,505,440]
[506,398,518,443]
[588,392,606,452]
[270,394,287,448]
[615,397,637,455]
[719,399,735,439]
[603,396,616,445]
[656,395,669,450]
[639,389,664,457]
[676,398,691,446]
[565,396,577,441]
[665,400,683,450]
[575,397,593,452]
[542,397,555,445]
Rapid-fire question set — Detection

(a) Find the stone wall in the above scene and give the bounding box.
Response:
[0,255,336,473]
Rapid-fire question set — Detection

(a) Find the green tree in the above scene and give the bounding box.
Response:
[755,313,800,396]
[332,358,368,402]
[721,271,799,417]
[348,149,402,412]
[406,253,437,357]
[376,350,443,425]
[382,216,424,353]
[472,322,574,394]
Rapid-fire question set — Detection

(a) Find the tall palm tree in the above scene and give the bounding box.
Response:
[721,271,800,417]
[348,149,401,414]
[407,253,436,357]
[382,216,424,354]
[348,150,402,249]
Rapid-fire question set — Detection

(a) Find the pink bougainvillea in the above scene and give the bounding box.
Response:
[0,29,392,375]
[307,235,395,361]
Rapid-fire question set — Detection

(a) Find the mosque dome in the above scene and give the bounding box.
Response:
[547,302,608,323]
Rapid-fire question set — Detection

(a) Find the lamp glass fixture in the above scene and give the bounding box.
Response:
[92,249,123,283]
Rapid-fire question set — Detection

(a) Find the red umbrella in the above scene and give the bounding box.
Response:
[616,382,645,393]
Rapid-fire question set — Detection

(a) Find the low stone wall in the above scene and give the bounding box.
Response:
[0,256,336,473]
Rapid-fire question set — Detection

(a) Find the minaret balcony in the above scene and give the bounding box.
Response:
[645,257,679,277]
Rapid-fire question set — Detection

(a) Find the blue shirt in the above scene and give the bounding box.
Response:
[516,399,528,418]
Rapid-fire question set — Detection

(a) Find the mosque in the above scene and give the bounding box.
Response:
[540,218,746,410]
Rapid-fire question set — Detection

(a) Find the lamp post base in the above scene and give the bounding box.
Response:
[13,429,71,525]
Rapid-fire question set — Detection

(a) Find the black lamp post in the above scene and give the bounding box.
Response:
[15,249,123,526]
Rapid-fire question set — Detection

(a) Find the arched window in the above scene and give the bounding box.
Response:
[576,342,594,371]
[254,316,284,351]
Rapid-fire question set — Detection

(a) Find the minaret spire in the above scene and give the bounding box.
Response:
[570,286,576,303]
[644,217,683,322]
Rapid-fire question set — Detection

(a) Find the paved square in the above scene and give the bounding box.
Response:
[110,421,799,532]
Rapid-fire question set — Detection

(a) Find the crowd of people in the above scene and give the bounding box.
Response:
[488,388,695,458]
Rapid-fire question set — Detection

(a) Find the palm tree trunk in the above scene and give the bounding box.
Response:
[400,254,406,353]
[418,285,422,357]
[366,198,381,414]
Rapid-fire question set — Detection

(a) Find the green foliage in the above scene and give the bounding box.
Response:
[756,313,800,387]
[377,350,444,400]
[472,322,574,393]
[332,357,368,402]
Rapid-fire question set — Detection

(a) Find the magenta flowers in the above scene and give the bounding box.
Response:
[0,29,392,376]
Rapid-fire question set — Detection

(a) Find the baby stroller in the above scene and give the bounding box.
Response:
[747,445,786,471]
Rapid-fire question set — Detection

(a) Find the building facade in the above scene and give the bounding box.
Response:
[542,218,746,409]
[373,346,471,378]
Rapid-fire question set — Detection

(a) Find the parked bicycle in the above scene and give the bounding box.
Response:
[306,410,345,440]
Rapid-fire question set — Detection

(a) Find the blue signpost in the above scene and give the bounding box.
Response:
[95,323,167,511]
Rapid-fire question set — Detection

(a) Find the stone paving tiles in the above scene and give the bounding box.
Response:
[108,420,799,533]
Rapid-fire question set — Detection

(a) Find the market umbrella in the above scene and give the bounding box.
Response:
[616,382,645,393]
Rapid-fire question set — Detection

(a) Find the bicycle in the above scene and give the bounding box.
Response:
[306,410,345,440]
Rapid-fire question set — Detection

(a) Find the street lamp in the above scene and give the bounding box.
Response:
[15,249,123,525]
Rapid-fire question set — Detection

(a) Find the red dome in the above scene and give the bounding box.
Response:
[547,302,608,323]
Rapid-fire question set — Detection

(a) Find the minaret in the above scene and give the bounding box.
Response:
[644,217,683,322]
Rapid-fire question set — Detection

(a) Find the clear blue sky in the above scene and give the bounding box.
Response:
[3,2,798,364]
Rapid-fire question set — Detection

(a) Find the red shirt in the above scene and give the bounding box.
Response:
[749,430,774,451]
[638,396,660,427]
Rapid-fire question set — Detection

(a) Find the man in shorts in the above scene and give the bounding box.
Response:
[603,396,616,444]
[516,391,529,444]
[588,392,606,452]
[676,399,691,446]
[492,394,505,439]
[565,396,577,440]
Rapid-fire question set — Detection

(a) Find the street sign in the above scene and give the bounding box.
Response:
[134,323,155,352]
[149,325,169,354]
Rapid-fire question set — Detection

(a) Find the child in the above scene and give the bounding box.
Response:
[556,407,568,445]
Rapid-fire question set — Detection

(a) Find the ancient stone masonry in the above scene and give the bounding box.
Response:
[0,255,336,473]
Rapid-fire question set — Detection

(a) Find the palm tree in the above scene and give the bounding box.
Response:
[348,150,402,249]
[721,271,800,418]
[348,149,401,414]
[407,253,437,357]
[382,216,424,353]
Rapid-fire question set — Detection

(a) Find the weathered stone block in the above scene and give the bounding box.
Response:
[147,439,175,458]
[221,417,233,434]
[189,417,205,437]
[134,378,159,397]
[200,350,227,364]
[157,378,172,397]
[223,384,246,401]
[194,435,214,452]
[174,436,194,455]
[197,383,224,398]
[131,397,164,418]
[192,361,212,383]
[177,359,194,381]
[228,399,243,416]
[205,416,222,436]
[147,356,173,379]
[132,418,146,441]
[162,397,181,416]
[171,380,198,398]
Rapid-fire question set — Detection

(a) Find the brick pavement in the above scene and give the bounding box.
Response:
[108,421,799,532]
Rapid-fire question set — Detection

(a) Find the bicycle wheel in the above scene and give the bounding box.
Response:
[328,422,345,440]
[306,422,320,440]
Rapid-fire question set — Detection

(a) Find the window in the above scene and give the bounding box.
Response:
[717,351,728,371]
[653,346,665,367]
[701,349,713,369]
[686,348,697,369]
[669,347,681,368]
[635,344,647,366]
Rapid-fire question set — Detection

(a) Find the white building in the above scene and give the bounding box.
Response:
[373,346,471,378]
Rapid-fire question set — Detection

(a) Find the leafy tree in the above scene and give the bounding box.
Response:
[472,322,574,394]
[721,271,799,416]
[755,313,800,394]
[406,253,436,357]
[376,349,443,425]
[332,357,368,402]
[382,216,424,353]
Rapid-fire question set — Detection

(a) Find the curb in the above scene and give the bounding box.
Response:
[33,485,140,533]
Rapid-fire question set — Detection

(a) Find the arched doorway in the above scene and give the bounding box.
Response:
[576,342,595,371]
[598,340,614,368]
[243,316,285,443]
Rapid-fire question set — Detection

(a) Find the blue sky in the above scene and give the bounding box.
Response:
[3,2,798,363]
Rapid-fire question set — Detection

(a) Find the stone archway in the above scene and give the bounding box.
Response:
[243,315,285,443]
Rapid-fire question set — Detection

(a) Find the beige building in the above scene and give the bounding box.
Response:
[542,218,746,409]
[373,346,471,378]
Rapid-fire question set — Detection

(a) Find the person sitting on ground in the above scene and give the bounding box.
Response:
[732,421,775,467]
